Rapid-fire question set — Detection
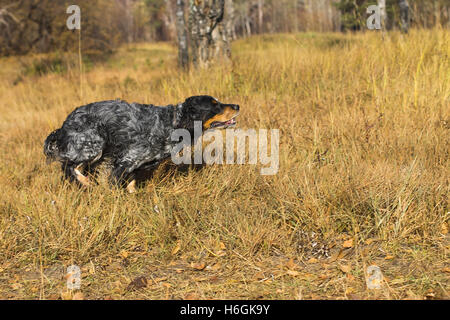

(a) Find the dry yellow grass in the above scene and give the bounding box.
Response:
[0,29,448,300]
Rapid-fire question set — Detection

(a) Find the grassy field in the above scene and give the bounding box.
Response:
[0,29,448,300]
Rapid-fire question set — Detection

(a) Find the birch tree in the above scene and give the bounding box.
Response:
[398,0,409,33]
[176,0,189,69]
[188,0,227,68]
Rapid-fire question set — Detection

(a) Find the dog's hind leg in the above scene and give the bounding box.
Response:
[111,147,162,193]
[110,162,136,192]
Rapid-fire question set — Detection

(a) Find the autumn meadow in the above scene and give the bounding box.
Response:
[0,0,448,300]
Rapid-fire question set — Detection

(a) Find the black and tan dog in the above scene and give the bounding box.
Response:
[44,95,239,193]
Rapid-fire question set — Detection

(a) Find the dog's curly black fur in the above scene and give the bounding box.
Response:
[44,95,239,190]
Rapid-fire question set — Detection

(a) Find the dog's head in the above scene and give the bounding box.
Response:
[179,95,240,131]
[43,129,61,163]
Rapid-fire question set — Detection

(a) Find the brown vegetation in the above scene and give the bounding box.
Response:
[0,29,448,299]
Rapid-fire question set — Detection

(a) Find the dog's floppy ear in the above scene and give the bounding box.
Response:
[181,96,200,119]
[184,96,195,105]
[183,96,198,111]
[174,98,195,129]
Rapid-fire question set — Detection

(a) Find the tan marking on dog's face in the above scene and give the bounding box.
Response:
[74,164,91,187]
[126,180,137,194]
[203,106,239,130]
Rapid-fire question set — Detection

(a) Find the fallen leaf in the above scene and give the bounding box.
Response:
[286,270,300,276]
[346,273,356,281]
[343,239,353,248]
[425,290,436,299]
[119,250,128,259]
[307,257,318,264]
[328,249,346,263]
[254,271,265,280]
[365,238,377,245]
[300,273,315,280]
[88,264,95,275]
[172,242,181,255]
[219,242,226,250]
[405,290,420,300]
[152,277,168,283]
[390,278,406,285]
[295,289,303,300]
[339,264,351,273]
[60,291,72,300]
[184,292,199,300]
[384,255,395,260]
[11,283,22,290]
[361,247,370,257]
[215,250,226,257]
[193,277,208,282]
[319,274,329,280]
[191,262,206,271]
[208,263,221,271]
[72,292,84,300]
[442,267,450,273]
[441,222,448,235]
[345,287,356,295]
[286,258,297,269]
[126,276,147,291]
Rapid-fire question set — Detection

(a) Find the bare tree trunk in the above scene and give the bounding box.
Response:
[306,0,313,31]
[294,0,299,32]
[333,0,342,32]
[327,0,333,31]
[434,1,441,27]
[399,0,410,33]
[212,0,233,60]
[245,16,252,37]
[447,5,450,28]
[257,0,264,33]
[225,0,236,41]
[176,0,189,69]
[189,0,226,68]
[125,0,134,43]
[163,0,177,40]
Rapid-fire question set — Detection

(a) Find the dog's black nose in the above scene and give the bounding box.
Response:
[232,104,240,111]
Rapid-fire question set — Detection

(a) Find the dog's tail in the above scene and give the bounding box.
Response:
[44,129,61,163]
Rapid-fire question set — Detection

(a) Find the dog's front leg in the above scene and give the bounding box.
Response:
[126,179,137,193]
[74,163,91,187]
[61,162,90,187]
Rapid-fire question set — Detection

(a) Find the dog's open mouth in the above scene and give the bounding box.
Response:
[210,117,237,129]
[204,107,240,130]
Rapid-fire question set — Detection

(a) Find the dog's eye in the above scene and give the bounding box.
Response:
[211,100,218,104]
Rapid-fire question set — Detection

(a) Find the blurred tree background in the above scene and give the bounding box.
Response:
[0,0,448,57]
